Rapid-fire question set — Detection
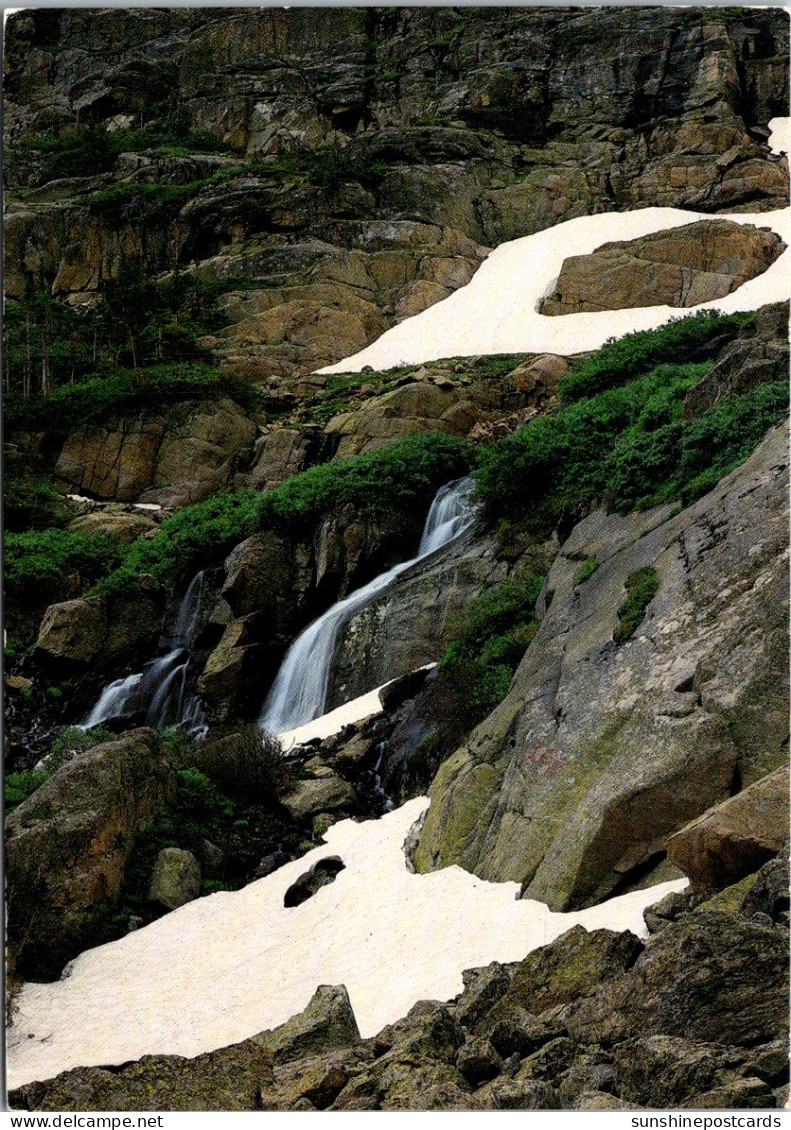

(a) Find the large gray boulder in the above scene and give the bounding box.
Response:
[6,729,171,977]
[415,422,789,909]
[666,766,789,891]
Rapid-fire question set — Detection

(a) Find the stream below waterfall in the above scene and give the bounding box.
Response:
[259,475,476,735]
[81,570,212,737]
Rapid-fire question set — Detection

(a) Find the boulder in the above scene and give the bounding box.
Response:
[485,926,644,1021]
[54,399,256,507]
[565,909,789,1049]
[34,597,107,666]
[666,766,789,890]
[148,848,201,910]
[6,729,171,977]
[221,532,295,619]
[455,1036,503,1085]
[34,582,165,673]
[612,1035,743,1108]
[541,220,785,314]
[280,775,357,821]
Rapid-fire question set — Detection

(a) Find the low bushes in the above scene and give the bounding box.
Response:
[5,364,258,437]
[476,356,787,526]
[94,431,472,594]
[558,310,752,404]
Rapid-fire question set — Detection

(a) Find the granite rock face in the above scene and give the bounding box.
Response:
[5,8,788,385]
[415,422,789,909]
[666,767,790,891]
[541,220,786,315]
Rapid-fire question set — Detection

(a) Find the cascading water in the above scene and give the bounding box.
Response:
[259,476,476,734]
[81,570,211,736]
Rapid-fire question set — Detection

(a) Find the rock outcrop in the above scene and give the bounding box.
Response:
[328,528,506,710]
[6,729,171,977]
[415,422,789,909]
[34,578,165,674]
[54,398,257,507]
[666,767,789,891]
[541,220,785,315]
[5,8,788,385]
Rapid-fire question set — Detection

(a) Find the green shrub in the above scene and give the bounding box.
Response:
[574,556,599,585]
[5,769,48,811]
[5,364,256,437]
[613,566,659,643]
[4,528,125,605]
[96,431,472,594]
[476,344,786,528]
[559,311,752,404]
[4,725,114,811]
[4,468,70,532]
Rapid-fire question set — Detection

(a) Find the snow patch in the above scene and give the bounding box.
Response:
[317,206,790,373]
[276,664,437,748]
[8,797,687,1089]
[768,116,790,158]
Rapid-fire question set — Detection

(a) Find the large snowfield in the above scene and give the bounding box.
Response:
[318,205,790,373]
[8,797,687,1089]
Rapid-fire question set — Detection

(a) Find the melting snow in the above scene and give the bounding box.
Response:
[7,797,687,1089]
[318,205,790,373]
[276,664,437,749]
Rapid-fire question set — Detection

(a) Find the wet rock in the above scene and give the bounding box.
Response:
[6,728,171,978]
[148,848,201,910]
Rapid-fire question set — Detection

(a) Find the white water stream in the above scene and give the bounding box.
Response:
[259,476,476,734]
[81,571,210,736]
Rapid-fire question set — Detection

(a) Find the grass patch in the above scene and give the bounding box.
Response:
[613,566,659,643]
[559,310,751,404]
[574,556,599,585]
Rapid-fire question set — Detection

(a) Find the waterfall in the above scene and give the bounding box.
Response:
[259,476,476,734]
[81,571,210,737]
